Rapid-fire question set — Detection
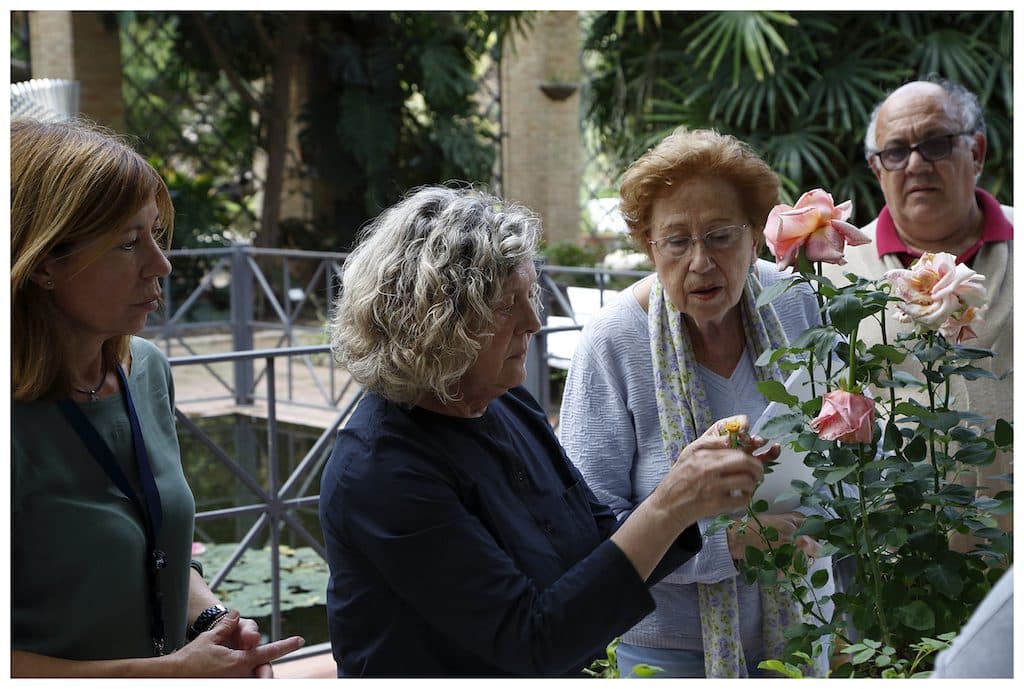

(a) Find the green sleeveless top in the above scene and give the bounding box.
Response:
[12,337,195,660]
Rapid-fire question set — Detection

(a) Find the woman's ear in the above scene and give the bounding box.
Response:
[29,254,58,290]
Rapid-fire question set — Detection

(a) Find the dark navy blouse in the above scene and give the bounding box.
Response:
[319,386,701,677]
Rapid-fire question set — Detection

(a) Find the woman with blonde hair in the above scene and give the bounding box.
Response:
[11,118,303,676]
[319,184,774,677]
[560,128,829,677]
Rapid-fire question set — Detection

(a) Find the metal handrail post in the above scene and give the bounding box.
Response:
[266,357,282,641]
[523,264,552,411]
[231,243,255,404]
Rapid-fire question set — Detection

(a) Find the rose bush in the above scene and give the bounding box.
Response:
[711,191,1012,678]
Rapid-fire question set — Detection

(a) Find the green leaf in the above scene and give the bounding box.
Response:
[898,600,936,631]
[994,418,1012,447]
[629,663,665,677]
[884,528,908,548]
[867,343,906,364]
[757,379,799,405]
[954,442,996,466]
[950,364,998,380]
[755,275,798,307]
[851,648,875,664]
[794,514,826,537]
[757,659,803,678]
[903,434,927,461]
[827,293,864,335]
[757,411,805,437]
[811,568,829,588]
[894,401,938,421]
[925,564,963,598]
[952,345,995,360]
[703,513,733,537]
[822,464,856,483]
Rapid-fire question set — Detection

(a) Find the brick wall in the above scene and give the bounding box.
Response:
[501,11,582,246]
[28,11,125,131]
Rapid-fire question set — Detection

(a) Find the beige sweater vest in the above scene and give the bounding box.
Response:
[822,205,1013,535]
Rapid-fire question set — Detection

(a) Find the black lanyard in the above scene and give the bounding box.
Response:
[56,364,167,656]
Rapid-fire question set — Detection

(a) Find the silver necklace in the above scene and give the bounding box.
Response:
[72,364,107,402]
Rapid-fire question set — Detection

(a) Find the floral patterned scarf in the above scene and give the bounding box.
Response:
[648,272,808,678]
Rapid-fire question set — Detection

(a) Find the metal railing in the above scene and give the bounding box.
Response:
[149,244,647,413]
[170,344,360,642]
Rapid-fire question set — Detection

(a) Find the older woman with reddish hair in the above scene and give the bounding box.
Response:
[560,128,828,677]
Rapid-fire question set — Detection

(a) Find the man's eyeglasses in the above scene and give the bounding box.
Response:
[872,131,971,171]
[648,224,749,259]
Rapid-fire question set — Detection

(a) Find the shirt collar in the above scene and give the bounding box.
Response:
[875,188,1013,266]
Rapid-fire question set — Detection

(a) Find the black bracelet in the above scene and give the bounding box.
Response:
[187,604,229,641]
[189,559,204,578]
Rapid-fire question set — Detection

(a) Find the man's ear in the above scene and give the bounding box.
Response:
[970,131,987,175]
[29,254,59,289]
[867,157,883,183]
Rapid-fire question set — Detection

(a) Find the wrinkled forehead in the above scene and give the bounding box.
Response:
[876,85,959,146]
[504,260,538,292]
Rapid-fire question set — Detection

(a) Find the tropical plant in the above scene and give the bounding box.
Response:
[582,11,1012,218]
[709,189,1012,678]
[118,11,529,251]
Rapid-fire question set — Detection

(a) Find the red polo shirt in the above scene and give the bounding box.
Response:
[875,188,1013,267]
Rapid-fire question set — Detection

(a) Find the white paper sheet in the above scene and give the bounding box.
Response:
[749,366,826,513]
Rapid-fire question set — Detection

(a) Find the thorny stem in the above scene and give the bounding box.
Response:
[847,324,859,391]
[878,313,898,421]
[925,331,940,494]
[744,508,848,643]
[811,261,826,398]
[857,443,891,647]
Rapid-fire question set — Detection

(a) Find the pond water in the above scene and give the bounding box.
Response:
[179,413,332,645]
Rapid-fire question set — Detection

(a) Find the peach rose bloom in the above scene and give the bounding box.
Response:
[883,252,987,333]
[764,188,870,270]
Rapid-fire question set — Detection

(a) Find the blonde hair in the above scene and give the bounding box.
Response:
[329,185,541,406]
[618,127,779,257]
[11,118,174,401]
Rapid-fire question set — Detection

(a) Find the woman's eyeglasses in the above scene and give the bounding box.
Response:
[873,131,971,171]
[648,224,749,259]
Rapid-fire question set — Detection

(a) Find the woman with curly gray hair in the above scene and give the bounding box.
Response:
[319,184,774,677]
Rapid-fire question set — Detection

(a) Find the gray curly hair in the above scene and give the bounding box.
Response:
[330,185,542,406]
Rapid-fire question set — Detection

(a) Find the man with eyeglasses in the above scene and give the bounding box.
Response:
[829,77,1013,543]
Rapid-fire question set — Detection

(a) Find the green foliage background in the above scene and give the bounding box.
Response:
[119,11,527,253]
[583,11,1012,225]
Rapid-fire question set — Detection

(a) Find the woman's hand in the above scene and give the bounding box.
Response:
[611,416,771,581]
[728,511,821,560]
[168,611,304,677]
[10,616,304,679]
[653,415,770,526]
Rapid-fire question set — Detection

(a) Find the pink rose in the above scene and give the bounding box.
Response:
[764,188,870,270]
[809,390,874,443]
[883,252,987,333]
[192,541,207,556]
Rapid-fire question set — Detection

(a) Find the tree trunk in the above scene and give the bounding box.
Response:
[258,13,305,248]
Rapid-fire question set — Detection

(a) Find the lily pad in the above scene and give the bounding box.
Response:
[193,542,329,618]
